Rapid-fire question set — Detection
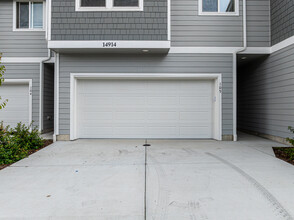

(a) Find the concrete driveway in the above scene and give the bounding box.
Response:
[0,134,294,220]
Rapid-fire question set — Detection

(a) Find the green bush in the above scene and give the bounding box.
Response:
[0,122,44,165]
[287,126,294,146]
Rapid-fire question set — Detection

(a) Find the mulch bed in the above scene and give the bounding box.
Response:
[273,147,294,166]
[0,139,53,171]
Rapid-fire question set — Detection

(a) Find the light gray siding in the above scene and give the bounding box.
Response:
[58,54,233,136]
[171,0,243,47]
[238,44,294,139]
[2,63,40,128]
[246,0,270,47]
[0,0,48,57]
[271,0,294,45]
[43,64,54,132]
[51,0,167,41]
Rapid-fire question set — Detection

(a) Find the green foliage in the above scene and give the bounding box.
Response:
[286,126,294,146]
[0,122,44,165]
[0,54,8,109]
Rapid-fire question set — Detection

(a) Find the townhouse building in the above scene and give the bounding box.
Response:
[0,0,293,142]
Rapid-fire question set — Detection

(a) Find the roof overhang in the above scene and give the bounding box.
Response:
[48,40,170,54]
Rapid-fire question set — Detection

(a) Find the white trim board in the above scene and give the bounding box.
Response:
[48,40,170,49]
[70,73,222,141]
[2,79,33,126]
[169,47,271,54]
[271,35,294,53]
[1,57,51,63]
[75,0,144,11]
[198,0,239,16]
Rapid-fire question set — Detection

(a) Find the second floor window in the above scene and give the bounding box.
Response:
[15,1,44,30]
[200,0,238,15]
[77,0,142,11]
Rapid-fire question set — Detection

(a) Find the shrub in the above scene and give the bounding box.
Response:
[9,122,44,150]
[0,122,44,165]
[287,126,294,146]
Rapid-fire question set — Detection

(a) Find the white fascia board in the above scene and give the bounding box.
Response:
[48,41,171,49]
[1,57,51,63]
[169,47,270,54]
[271,35,294,53]
[239,47,271,54]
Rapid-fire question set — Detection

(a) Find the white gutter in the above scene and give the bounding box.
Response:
[233,0,247,141]
[53,52,59,142]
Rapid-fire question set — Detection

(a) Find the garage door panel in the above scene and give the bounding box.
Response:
[77,79,214,139]
[0,84,30,128]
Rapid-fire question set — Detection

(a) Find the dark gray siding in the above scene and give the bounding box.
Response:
[171,0,243,47]
[51,0,167,40]
[2,63,40,128]
[271,0,294,45]
[247,0,270,47]
[58,54,233,136]
[43,64,54,132]
[0,0,48,57]
[238,44,294,139]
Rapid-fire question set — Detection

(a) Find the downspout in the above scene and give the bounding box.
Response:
[39,49,52,133]
[233,0,247,141]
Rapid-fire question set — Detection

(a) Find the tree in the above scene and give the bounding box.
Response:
[0,54,8,109]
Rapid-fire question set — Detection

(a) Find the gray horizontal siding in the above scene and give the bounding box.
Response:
[171,0,243,47]
[271,0,294,45]
[238,44,294,139]
[43,64,54,132]
[58,53,233,136]
[51,0,167,41]
[1,63,40,128]
[246,0,270,47]
[0,0,48,57]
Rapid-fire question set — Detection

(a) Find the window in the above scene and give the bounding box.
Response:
[14,1,44,31]
[76,0,143,11]
[199,0,238,15]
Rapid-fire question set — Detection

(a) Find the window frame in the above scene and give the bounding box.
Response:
[199,0,239,16]
[75,0,144,12]
[13,0,46,31]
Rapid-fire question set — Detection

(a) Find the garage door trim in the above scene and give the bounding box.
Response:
[70,73,222,140]
[2,79,33,127]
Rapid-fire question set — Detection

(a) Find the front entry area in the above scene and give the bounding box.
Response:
[70,74,222,140]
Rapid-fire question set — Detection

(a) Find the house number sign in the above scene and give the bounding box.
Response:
[102,42,117,48]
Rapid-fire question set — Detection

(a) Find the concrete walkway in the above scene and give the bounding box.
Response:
[0,134,294,220]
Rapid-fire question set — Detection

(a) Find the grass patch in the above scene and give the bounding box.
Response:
[0,122,52,170]
[273,147,294,166]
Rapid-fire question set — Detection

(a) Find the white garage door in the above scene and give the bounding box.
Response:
[76,79,214,139]
[0,84,30,128]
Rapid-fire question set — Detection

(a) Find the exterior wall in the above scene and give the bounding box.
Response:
[51,0,167,41]
[58,53,234,137]
[271,0,294,45]
[171,0,243,47]
[246,0,270,47]
[238,44,294,139]
[43,63,54,132]
[2,63,40,128]
[0,0,48,57]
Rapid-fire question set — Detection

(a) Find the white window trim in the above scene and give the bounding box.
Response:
[199,0,239,16]
[13,0,46,32]
[75,0,144,11]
